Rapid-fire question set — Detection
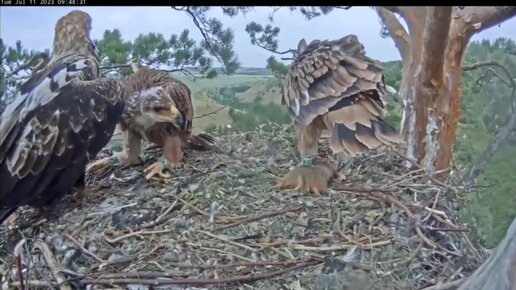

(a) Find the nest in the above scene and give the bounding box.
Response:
[0,124,485,290]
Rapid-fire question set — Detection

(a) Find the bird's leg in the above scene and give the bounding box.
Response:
[144,135,183,180]
[121,130,143,166]
[335,152,354,182]
[296,121,323,160]
[87,130,142,174]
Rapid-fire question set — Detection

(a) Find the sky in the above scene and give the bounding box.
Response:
[1,7,515,68]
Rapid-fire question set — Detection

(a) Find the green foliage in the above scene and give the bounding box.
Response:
[94,28,218,79]
[246,22,281,53]
[0,39,43,111]
[172,6,243,75]
[94,29,133,76]
[204,123,218,133]
[454,38,516,248]
[266,56,289,79]
[228,101,291,131]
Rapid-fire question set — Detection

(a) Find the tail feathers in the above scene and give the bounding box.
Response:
[0,207,17,226]
[329,118,402,156]
[185,132,216,151]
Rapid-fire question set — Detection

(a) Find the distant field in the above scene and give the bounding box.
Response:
[171,73,282,130]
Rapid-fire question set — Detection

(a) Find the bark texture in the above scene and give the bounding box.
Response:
[379,6,516,181]
[458,216,516,290]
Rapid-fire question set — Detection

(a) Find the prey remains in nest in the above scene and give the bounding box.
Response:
[275,151,345,195]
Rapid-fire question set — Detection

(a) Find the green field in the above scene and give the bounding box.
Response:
[172,73,283,130]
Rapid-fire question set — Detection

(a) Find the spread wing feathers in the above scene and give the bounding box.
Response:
[122,68,193,133]
[0,59,124,211]
[282,35,388,125]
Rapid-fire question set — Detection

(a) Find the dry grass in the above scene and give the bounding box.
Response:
[0,124,485,290]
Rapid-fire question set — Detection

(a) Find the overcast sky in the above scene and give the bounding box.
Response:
[1,7,515,68]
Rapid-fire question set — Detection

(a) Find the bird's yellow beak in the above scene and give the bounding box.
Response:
[169,105,180,120]
[157,105,183,127]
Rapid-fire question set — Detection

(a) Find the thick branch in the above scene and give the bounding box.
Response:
[375,7,410,61]
[382,6,427,36]
[6,52,49,77]
[420,7,453,89]
[457,6,516,40]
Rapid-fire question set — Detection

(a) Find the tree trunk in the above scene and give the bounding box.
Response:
[458,216,516,290]
[381,6,516,181]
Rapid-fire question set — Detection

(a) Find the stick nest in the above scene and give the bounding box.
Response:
[1,124,486,290]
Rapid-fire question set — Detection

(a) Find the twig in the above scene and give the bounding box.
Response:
[420,277,467,290]
[140,197,181,227]
[97,244,165,270]
[390,150,456,191]
[32,241,72,290]
[193,105,228,119]
[178,197,211,218]
[258,236,327,250]
[290,240,392,251]
[198,230,257,252]
[378,192,439,250]
[215,206,303,231]
[103,229,175,244]
[79,259,320,286]
[64,234,105,263]
[8,281,56,288]
[332,184,399,193]
[92,259,316,273]
[393,242,423,267]
[13,239,26,290]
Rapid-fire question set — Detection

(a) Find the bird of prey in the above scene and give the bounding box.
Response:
[87,66,214,180]
[281,35,402,174]
[0,10,125,224]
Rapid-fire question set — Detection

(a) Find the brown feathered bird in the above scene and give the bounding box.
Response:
[0,10,125,224]
[282,35,402,171]
[87,66,214,179]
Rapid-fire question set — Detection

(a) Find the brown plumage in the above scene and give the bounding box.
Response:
[0,11,125,224]
[87,67,214,179]
[274,155,342,195]
[282,35,402,161]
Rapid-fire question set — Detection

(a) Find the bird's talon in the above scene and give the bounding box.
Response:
[86,157,112,174]
[144,161,171,180]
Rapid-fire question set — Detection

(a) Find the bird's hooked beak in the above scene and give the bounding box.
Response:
[156,105,183,127]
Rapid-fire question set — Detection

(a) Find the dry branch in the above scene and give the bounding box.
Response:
[215,206,303,231]
[457,7,516,40]
[375,7,410,61]
[32,241,72,290]
[79,259,320,287]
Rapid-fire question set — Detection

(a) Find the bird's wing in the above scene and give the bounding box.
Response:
[163,78,193,133]
[282,35,402,155]
[282,35,388,126]
[0,57,124,208]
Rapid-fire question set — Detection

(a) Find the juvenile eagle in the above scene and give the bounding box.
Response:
[0,11,125,224]
[87,67,214,179]
[282,35,402,170]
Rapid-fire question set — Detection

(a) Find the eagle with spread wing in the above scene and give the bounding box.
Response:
[282,35,402,175]
[87,66,214,180]
[0,10,125,224]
